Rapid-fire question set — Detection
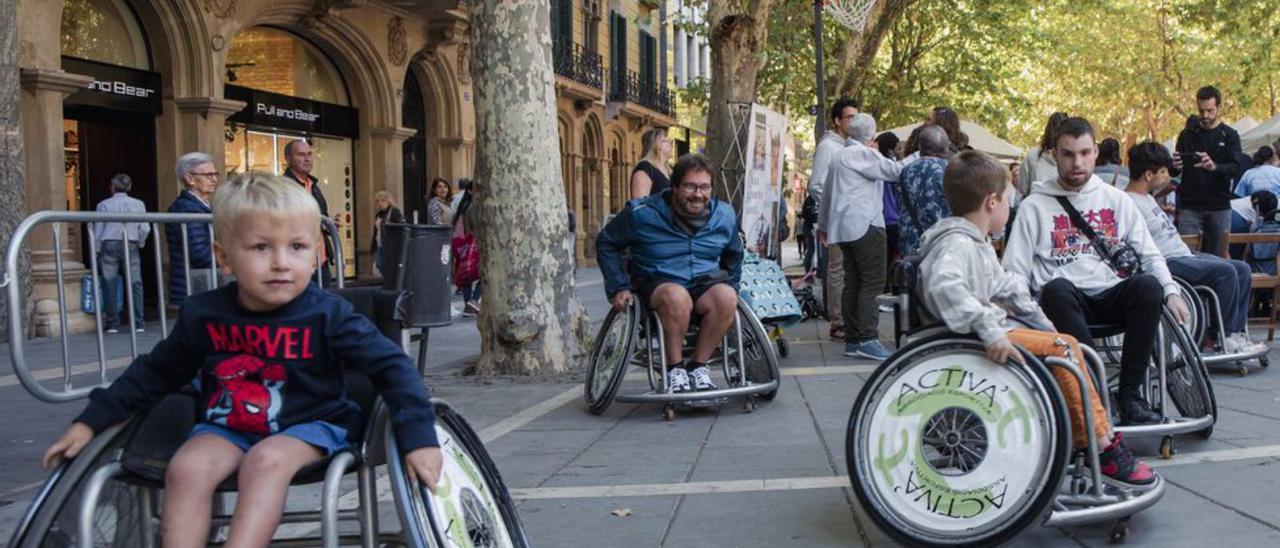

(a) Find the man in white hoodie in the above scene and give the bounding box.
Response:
[1003,117,1191,425]
[809,97,860,341]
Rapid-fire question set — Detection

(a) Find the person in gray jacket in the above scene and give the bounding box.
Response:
[809,97,859,341]
[919,150,1154,486]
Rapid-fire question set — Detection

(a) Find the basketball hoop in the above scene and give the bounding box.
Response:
[824,0,877,32]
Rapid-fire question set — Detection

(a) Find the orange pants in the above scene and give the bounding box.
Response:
[1006,329,1113,449]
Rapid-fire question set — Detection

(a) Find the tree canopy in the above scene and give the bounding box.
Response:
[685,0,1280,152]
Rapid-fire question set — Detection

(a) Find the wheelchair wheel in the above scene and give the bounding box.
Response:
[388,400,529,548]
[846,335,1070,547]
[9,421,151,548]
[1175,278,1206,347]
[735,299,781,401]
[584,301,638,415]
[1161,312,1218,438]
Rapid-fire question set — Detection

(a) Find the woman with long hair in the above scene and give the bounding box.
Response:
[426,177,454,226]
[1017,111,1070,197]
[928,106,969,151]
[452,183,482,316]
[630,127,673,198]
[1094,138,1130,187]
[371,190,403,275]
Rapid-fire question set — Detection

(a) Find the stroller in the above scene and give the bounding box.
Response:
[740,251,803,358]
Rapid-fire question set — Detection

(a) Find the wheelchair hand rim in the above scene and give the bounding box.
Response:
[847,339,1067,545]
[584,303,637,412]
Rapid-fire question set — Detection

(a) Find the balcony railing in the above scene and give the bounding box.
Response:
[552,41,603,90]
[608,67,674,116]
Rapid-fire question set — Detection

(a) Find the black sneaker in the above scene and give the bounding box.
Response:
[1118,396,1162,425]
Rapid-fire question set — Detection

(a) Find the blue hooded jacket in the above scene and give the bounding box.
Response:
[596,190,743,298]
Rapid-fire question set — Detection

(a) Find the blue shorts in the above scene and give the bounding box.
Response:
[190,421,350,456]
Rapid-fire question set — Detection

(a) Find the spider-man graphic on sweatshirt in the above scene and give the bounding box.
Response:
[76,284,438,451]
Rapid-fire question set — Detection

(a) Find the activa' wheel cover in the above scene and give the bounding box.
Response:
[428,425,513,548]
[860,352,1057,540]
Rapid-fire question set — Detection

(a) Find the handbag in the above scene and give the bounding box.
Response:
[451,220,479,288]
[1054,196,1143,278]
[81,274,124,315]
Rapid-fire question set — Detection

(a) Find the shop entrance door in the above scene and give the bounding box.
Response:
[64,108,160,318]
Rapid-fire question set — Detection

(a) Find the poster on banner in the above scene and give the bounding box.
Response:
[742,104,789,257]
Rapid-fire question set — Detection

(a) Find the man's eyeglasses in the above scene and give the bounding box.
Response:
[679,182,713,194]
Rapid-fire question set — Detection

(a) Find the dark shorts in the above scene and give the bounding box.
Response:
[636,277,728,308]
[190,420,350,456]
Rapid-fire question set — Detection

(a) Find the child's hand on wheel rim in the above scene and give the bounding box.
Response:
[405,446,444,494]
[42,422,94,469]
[985,337,1026,366]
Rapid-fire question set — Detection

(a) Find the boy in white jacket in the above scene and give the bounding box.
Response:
[1002,117,1191,426]
[920,150,1153,486]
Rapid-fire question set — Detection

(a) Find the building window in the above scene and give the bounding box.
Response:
[61,0,150,69]
[609,11,626,77]
[582,1,601,52]
[225,27,349,106]
[639,31,656,87]
[551,0,573,45]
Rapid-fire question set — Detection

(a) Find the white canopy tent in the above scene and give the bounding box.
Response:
[1235,116,1262,135]
[885,120,1024,162]
[1242,113,1280,155]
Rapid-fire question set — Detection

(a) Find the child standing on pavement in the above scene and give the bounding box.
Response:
[43,173,443,547]
[917,150,1154,487]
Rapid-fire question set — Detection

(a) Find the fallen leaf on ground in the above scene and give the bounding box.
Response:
[610,508,633,517]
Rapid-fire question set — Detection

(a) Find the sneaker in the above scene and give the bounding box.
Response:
[1118,395,1162,425]
[688,366,717,391]
[464,301,481,316]
[878,304,894,313]
[845,340,892,361]
[666,368,691,393]
[829,326,845,341]
[1225,333,1265,354]
[105,327,119,334]
[1099,434,1156,487]
[135,328,145,333]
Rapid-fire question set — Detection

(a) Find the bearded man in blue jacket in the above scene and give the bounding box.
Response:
[597,154,743,394]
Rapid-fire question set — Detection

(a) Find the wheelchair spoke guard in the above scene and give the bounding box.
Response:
[584,302,637,415]
[389,400,529,548]
[846,337,1069,547]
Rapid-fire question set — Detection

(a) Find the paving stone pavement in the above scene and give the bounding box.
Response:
[4,250,1280,546]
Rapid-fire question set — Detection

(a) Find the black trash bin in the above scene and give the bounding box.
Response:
[381,223,453,328]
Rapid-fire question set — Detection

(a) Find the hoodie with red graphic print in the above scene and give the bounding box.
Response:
[1001,175,1178,299]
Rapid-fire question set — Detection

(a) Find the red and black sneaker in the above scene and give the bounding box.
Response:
[1099,433,1156,487]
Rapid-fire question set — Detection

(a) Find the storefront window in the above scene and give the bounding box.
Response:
[224,128,356,278]
[226,27,348,106]
[61,0,149,69]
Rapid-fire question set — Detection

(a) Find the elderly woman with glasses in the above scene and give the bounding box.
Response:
[165,152,220,306]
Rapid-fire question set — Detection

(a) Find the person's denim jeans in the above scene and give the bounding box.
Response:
[463,281,482,303]
[1177,208,1232,256]
[99,240,144,329]
[1168,253,1252,334]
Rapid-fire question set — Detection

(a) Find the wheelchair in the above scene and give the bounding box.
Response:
[6,287,529,548]
[584,295,781,421]
[1173,277,1269,376]
[1089,277,1219,460]
[854,260,1164,546]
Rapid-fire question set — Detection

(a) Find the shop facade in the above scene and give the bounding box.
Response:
[17,0,476,335]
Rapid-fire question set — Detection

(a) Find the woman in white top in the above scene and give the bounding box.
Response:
[1017,112,1069,197]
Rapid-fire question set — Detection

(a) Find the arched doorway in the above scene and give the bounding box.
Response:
[608,132,627,213]
[61,0,162,315]
[222,26,359,278]
[402,69,428,221]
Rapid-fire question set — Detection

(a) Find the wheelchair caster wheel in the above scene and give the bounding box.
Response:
[776,338,789,358]
[1160,436,1175,459]
[663,405,676,421]
[1260,357,1270,368]
[1109,518,1130,544]
[744,398,757,413]
[1238,365,1249,377]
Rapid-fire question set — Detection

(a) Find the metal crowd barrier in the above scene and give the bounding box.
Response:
[3,210,344,403]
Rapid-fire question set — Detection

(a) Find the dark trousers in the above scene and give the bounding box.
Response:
[1039,275,1164,396]
[839,227,887,343]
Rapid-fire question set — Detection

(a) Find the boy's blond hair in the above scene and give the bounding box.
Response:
[943,150,1010,215]
[211,173,322,240]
